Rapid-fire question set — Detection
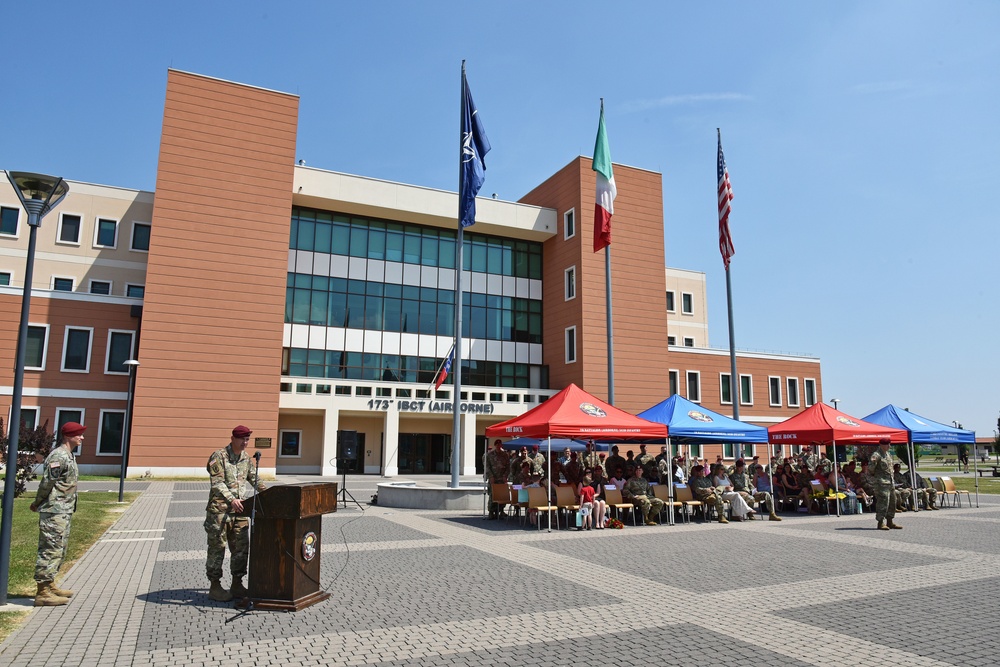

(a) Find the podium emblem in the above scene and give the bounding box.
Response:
[302,531,318,561]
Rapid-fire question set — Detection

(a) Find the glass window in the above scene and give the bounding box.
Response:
[131,223,151,251]
[90,281,112,295]
[331,218,351,254]
[682,293,693,314]
[769,377,782,407]
[26,325,47,369]
[667,336,676,346]
[97,410,125,455]
[0,206,19,235]
[59,214,81,243]
[720,373,732,404]
[0,272,9,286]
[313,221,332,254]
[95,218,118,247]
[668,370,679,396]
[565,326,576,364]
[403,231,421,264]
[385,229,404,262]
[106,331,134,373]
[666,290,675,312]
[683,337,695,347]
[740,375,753,405]
[53,277,73,292]
[349,225,368,257]
[564,209,576,239]
[62,327,92,372]
[804,379,817,406]
[279,430,301,458]
[19,407,39,430]
[56,409,84,454]
[787,378,800,407]
[126,284,145,298]
[565,266,576,300]
[687,371,701,402]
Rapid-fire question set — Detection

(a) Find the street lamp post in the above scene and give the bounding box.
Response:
[0,172,69,605]
[118,360,140,503]
[830,398,841,411]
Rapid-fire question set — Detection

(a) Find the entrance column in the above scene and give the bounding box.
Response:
[321,407,340,476]
[461,413,477,477]
[383,407,400,477]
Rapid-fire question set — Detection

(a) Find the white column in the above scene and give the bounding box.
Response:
[461,412,477,477]
[321,407,339,476]
[383,407,400,477]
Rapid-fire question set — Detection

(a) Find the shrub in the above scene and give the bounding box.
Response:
[0,418,53,497]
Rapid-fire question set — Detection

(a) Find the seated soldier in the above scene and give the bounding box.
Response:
[731,459,781,521]
[892,463,914,512]
[623,466,664,526]
[913,472,940,510]
[689,465,729,524]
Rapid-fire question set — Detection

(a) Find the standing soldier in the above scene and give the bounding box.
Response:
[508,447,528,483]
[529,444,546,476]
[205,425,265,602]
[485,439,509,520]
[870,438,901,530]
[605,446,626,482]
[30,422,84,606]
[635,444,655,478]
[581,440,601,472]
[799,445,820,471]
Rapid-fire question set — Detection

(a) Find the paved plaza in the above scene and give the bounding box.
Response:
[2,476,999,666]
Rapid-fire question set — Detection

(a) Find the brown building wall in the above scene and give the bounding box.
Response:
[521,157,670,415]
[128,70,299,469]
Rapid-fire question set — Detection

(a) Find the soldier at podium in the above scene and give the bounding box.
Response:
[205,425,265,602]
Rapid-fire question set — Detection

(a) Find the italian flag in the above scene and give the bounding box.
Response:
[592,102,616,252]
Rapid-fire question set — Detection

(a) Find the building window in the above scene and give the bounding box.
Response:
[56,409,84,454]
[126,284,145,298]
[94,218,118,248]
[681,292,694,315]
[666,291,675,313]
[97,410,125,456]
[58,214,81,244]
[52,277,74,292]
[683,337,695,347]
[26,325,49,370]
[787,377,800,407]
[105,330,135,374]
[667,336,676,346]
[565,326,577,364]
[768,376,782,407]
[564,266,576,300]
[0,206,19,236]
[720,373,733,404]
[740,374,753,406]
[61,326,93,373]
[804,378,817,406]
[89,280,112,295]
[279,430,302,458]
[687,371,701,402]
[0,271,10,286]
[563,209,575,239]
[668,370,679,395]
[131,222,151,252]
[16,406,39,430]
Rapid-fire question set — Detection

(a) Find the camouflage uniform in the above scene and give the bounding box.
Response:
[509,454,528,484]
[635,452,656,479]
[529,452,546,476]
[800,451,819,471]
[623,474,664,523]
[914,474,939,509]
[581,449,601,472]
[564,459,583,487]
[605,453,627,478]
[731,467,775,515]
[869,447,897,525]
[205,444,264,581]
[33,446,78,584]
[485,446,509,518]
[893,470,914,510]
[689,474,726,520]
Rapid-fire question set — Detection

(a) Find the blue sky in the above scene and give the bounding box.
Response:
[4,1,998,438]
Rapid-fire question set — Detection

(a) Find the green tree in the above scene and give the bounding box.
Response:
[894,443,920,468]
[0,418,54,497]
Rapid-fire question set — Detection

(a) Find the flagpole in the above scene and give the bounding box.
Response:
[606,243,615,405]
[451,62,467,489]
[726,265,739,421]
[718,128,739,421]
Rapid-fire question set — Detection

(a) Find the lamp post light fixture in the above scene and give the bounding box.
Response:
[830,398,841,411]
[118,360,140,503]
[0,171,69,605]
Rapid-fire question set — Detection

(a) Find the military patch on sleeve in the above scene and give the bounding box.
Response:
[208,459,224,476]
[49,462,62,470]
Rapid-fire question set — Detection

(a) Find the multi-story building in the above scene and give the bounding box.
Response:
[1,70,822,477]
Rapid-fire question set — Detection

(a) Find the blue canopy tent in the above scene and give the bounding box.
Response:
[499,437,600,451]
[863,404,978,507]
[638,394,769,524]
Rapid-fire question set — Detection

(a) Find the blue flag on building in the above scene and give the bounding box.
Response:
[459,67,491,228]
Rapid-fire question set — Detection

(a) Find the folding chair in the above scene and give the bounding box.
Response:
[555,486,581,529]
[526,486,559,530]
[652,484,682,524]
[939,477,970,508]
[604,488,637,525]
[672,484,703,523]
[491,483,512,520]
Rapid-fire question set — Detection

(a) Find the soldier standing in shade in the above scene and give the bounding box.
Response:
[623,466,664,526]
[30,421,84,606]
[508,447,529,483]
[529,444,546,476]
[605,446,626,483]
[484,439,509,520]
[581,440,601,471]
[205,425,265,601]
[730,459,782,521]
[635,444,656,478]
[870,438,901,530]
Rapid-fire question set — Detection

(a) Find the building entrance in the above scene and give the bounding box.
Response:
[398,433,451,474]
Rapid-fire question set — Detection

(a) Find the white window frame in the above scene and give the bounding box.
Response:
[668,369,680,396]
[739,374,753,406]
[563,208,576,240]
[105,329,136,375]
[51,275,75,292]
[25,323,49,371]
[564,265,576,301]
[93,217,119,249]
[720,373,733,405]
[666,290,676,313]
[278,429,303,459]
[0,270,12,286]
[565,326,577,364]
[0,204,21,238]
[56,212,83,246]
[681,292,694,315]
[683,337,695,347]
[786,377,800,408]
[804,378,817,407]
[768,376,782,407]
[667,336,676,346]
[96,408,126,456]
[686,370,701,402]
[125,283,145,298]
[89,279,113,295]
[9,406,40,431]
[61,325,94,373]
[130,221,151,253]
[55,408,85,455]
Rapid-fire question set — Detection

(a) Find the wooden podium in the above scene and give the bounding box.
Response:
[245,483,338,611]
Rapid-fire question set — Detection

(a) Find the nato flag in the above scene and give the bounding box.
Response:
[459,70,490,228]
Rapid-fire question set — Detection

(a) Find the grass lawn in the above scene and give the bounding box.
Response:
[0,492,137,642]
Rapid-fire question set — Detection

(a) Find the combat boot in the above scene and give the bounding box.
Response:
[768,513,782,521]
[208,579,233,602]
[230,578,249,598]
[887,520,902,529]
[34,582,70,606]
[51,583,74,598]
[718,516,729,524]
[877,520,889,531]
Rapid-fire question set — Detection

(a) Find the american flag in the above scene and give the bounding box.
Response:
[717,129,735,269]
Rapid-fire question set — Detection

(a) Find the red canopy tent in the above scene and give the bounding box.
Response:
[484,383,668,440]
[768,403,907,517]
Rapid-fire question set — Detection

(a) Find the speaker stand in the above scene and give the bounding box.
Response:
[338,460,365,511]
